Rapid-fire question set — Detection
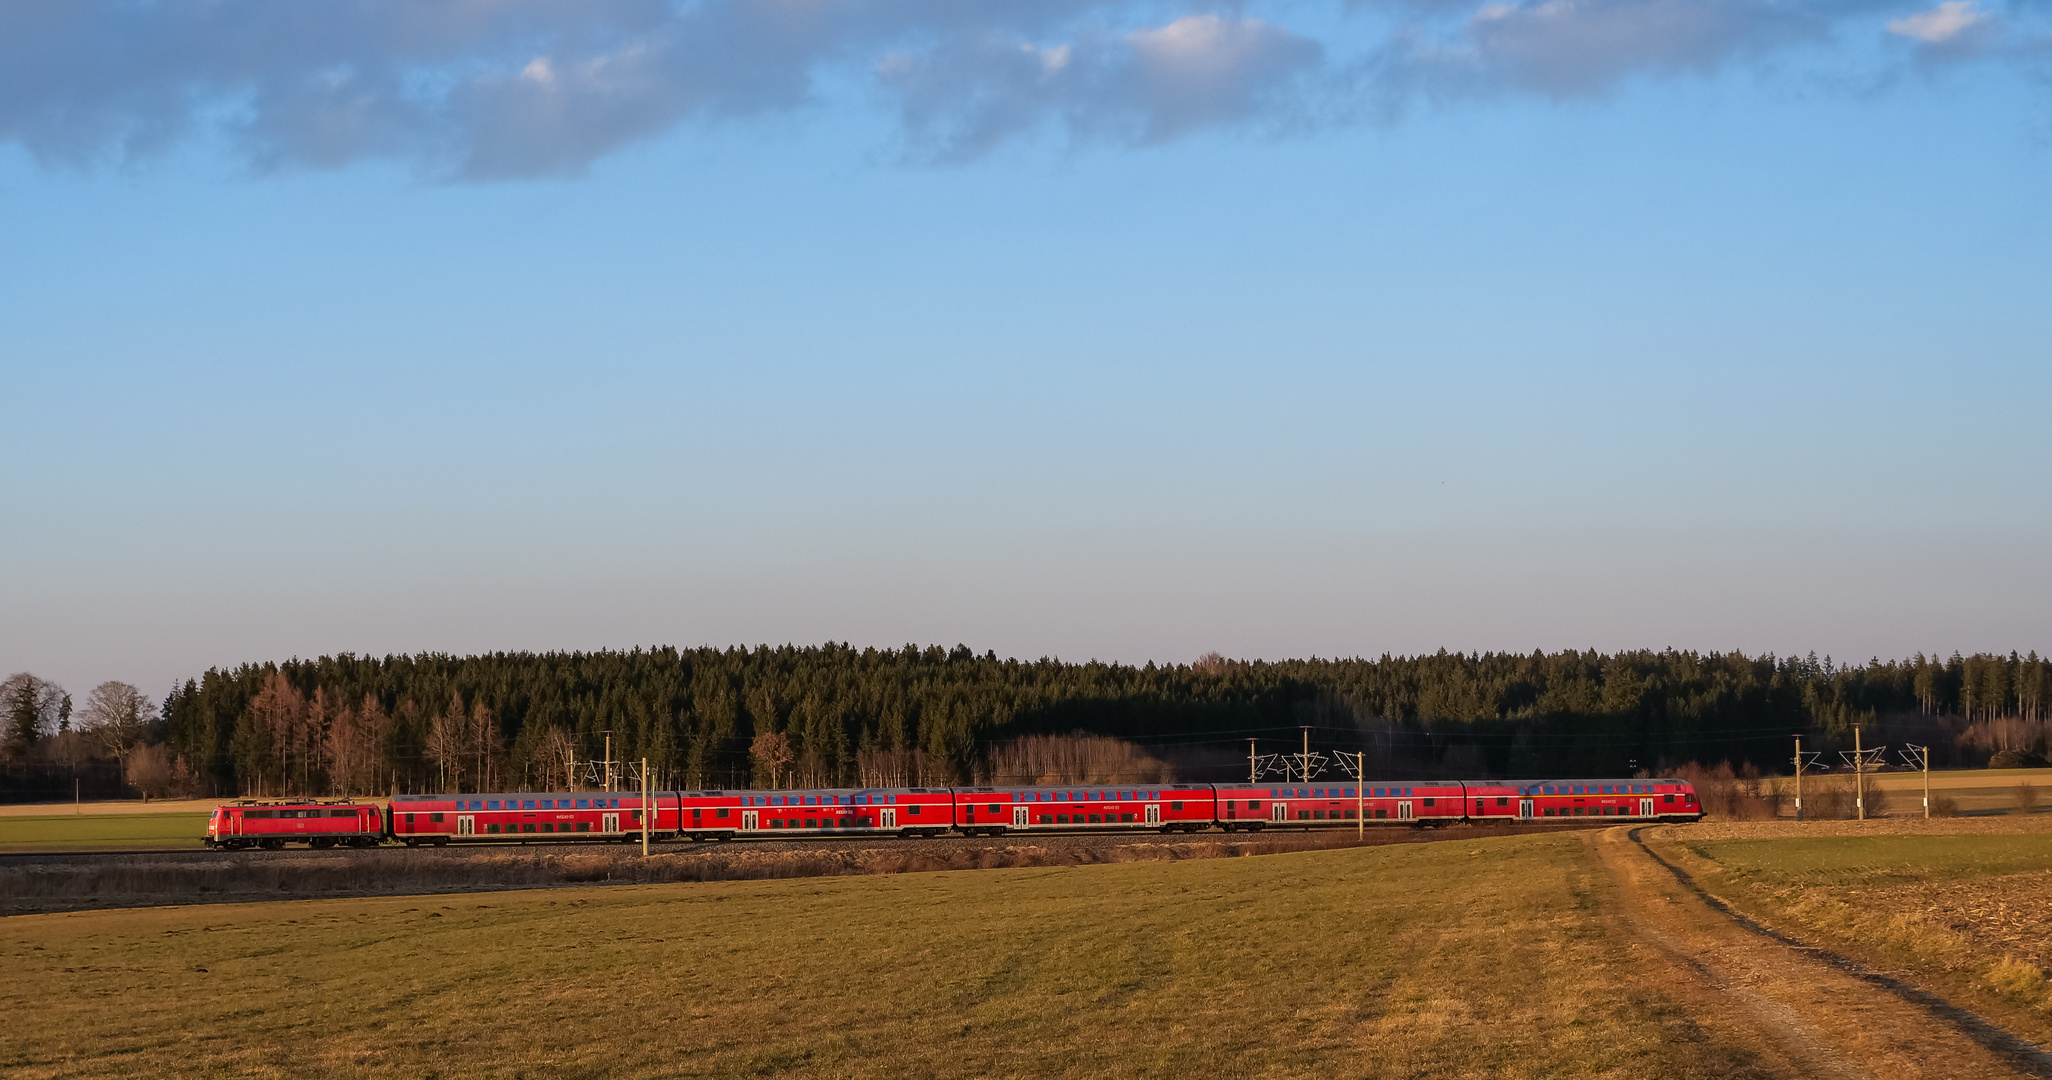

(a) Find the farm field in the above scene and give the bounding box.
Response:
[0,813,211,852]
[1847,768,2052,816]
[1651,817,2052,1050]
[2,831,1779,1080]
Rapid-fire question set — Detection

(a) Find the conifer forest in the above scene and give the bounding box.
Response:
[7,646,2050,800]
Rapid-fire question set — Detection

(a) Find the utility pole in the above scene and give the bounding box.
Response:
[1357,752,1365,839]
[1902,743,1931,819]
[1301,726,1312,783]
[1923,743,1931,819]
[641,757,650,857]
[1794,735,1804,822]
[1247,739,1258,785]
[1855,725,1865,821]
[603,730,614,793]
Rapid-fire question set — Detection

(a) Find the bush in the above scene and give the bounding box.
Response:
[1988,749,2049,770]
[2016,781,2041,816]
[1983,956,2049,1004]
[1931,795,1961,818]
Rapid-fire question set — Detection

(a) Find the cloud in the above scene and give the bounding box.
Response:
[1885,0,2002,57]
[1460,0,1828,96]
[1887,0,1989,42]
[882,14,1324,161]
[0,0,2040,180]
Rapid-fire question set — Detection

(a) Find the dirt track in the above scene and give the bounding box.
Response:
[1593,825,2052,1079]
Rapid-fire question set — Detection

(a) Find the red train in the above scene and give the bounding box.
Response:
[204,801,385,849]
[204,778,1700,849]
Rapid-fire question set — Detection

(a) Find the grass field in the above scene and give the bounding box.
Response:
[1,832,1781,1080]
[0,813,210,851]
[1658,820,2052,1046]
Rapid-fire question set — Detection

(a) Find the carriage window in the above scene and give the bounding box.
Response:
[575,799,588,809]
[909,805,922,815]
[430,813,444,823]
[717,808,729,818]
[1246,800,1261,810]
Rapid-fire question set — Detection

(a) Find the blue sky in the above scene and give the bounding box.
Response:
[3,0,2049,700]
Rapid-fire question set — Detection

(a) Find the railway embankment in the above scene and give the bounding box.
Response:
[0,822,1598,914]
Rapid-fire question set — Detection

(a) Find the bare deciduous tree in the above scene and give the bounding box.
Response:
[751,731,795,788]
[124,744,196,801]
[76,681,158,759]
[986,734,1173,786]
[425,692,469,793]
[534,726,578,790]
[469,699,499,792]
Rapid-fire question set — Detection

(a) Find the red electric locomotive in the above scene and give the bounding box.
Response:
[204,800,384,849]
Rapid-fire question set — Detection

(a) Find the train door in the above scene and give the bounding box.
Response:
[1639,798,1654,818]
[603,812,620,833]
[457,815,474,837]
[1270,801,1287,822]
[1145,804,1161,826]
[1012,806,1029,828]
[881,808,897,829]
[742,810,757,831]
[1397,802,1414,821]
[1519,799,1534,819]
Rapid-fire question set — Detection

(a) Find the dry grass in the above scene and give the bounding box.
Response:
[0,833,1778,1080]
[1649,818,2052,1045]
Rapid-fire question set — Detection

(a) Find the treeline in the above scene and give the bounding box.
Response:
[122,645,2050,799]
[7,646,2047,802]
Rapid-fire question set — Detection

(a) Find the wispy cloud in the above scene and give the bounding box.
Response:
[0,0,2039,180]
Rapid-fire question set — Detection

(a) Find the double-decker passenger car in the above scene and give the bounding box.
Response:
[957,783,1218,834]
[1211,782,1468,829]
[720,787,953,838]
[204,800,384,849]
[386,791,677,845]
[1512,779,1700,821]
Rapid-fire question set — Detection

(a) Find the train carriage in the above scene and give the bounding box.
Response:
[964,784,1217,835]
[387,791,678,845]
[731,787,953,838]
[205,800,384,849]
[1213,782,1466,829]
[1515,779,1702,822]
[1461,782,1525,823]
